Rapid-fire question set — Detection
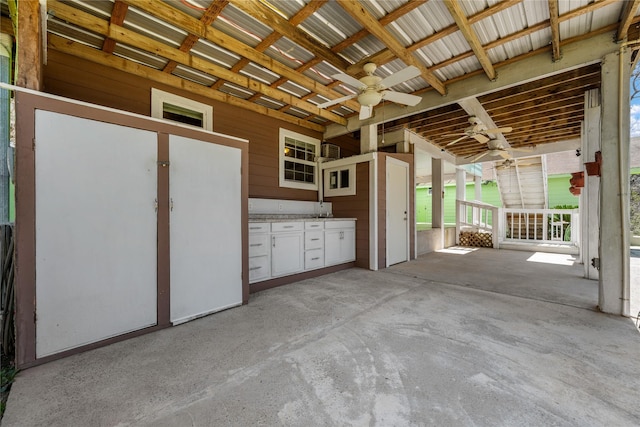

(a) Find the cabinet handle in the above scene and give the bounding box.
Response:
[249,243,262,247]
[311,238,320,241]
[249,266,261,271]
[170,198,174,212]
[272,236,276,248]
[311,257,320,261]
[340,231,344,239]
[283,225,294,229]
[249,226,262,230]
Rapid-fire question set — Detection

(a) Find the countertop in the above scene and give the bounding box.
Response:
[249,215,356,223]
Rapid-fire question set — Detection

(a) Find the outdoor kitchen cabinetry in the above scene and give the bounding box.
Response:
[248,223,270,283]
[270,222,304,277]
[325,221,356,266]
[304,221,325,270]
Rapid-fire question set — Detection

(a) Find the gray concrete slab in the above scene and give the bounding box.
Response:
[3,250,639,426]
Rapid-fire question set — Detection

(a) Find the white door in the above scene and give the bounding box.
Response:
[169,135,242,325]
[35,111,158,358]
[386,157,409,266]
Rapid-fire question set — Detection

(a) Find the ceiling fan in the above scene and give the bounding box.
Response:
[495,156,541,169]
[468,140,535,163]
[446,116,513,147]
[317,63,422,120]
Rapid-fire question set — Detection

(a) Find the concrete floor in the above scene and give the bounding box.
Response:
[3,248,640,426]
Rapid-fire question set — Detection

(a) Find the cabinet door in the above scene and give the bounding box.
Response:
[324,230,342,266]
[271,233,303,276]
[342,228,356,262]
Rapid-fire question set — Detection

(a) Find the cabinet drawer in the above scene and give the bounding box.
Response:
[305,249,324,270]
[248,223,269,233]
[249,234,269,257]
[249,255,270,283]
[325,220,355,230]
[305,231,324,250]
[305,221,324,230]
[271,222,303,232]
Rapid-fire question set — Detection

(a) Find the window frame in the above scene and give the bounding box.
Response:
[323,164,356,197]
[279,129,320,191]
[151,88,213,131]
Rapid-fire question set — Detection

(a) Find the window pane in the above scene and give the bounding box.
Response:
[329,171,338,189]
[305,173,314,183]
[340,169,350,188]
[162,103,204,128]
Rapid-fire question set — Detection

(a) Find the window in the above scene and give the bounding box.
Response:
[279,129,320,191]
[151,88,213,131]
[323,164,356,197]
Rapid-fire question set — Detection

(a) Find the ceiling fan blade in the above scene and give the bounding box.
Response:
[316,94,357,109]
[470,152,489,163]
[332,72,365,90]
[359,105,373,120]
[472,133,490,144]
[381,90,421,106]
[498,150,512,159]
[379,66,421,89]
[511,145,535,152]
[446,135,469,147]
[483,127,513,134]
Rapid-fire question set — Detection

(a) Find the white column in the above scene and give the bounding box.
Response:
[360,124,378,154]
[456,168,466,201]
[599,50,631,316]
[432,158,444,248]
[475,174,482,201]
[582,89,600,280]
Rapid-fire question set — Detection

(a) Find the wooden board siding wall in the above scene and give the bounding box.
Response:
[377,153,415,269]
[43,50,322,202]
[325,162,370,269]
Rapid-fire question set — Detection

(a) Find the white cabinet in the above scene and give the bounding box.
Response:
[248,225,270,283]
[249,219,355,284]
[271,222,303,277]
[304,221,324,270]
[325,221,356,266]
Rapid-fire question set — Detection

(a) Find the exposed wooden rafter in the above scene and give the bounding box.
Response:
[444,0,496,81]
[227,0,349,71]
[336,0,446,95]
[102,1,128,54]
[617,0,640,41]
[547,0,561,61]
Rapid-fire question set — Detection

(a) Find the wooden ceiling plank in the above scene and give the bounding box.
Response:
[336,0,446,95]
[617,0,640,41]
[1,16,14,36]
[102,0,128,54]
[227,0,348,70]
[444,0,496,80]
[547,0,561,61]
[478,65,600,104]
[47,33,326,132]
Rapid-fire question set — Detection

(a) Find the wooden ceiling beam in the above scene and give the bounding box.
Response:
[117,0,360,111]
[227,0,349,71]
[102,0,128,54]
[444,0,496,80]
[547,0,561,61]
[337,0,446,95]
[47,1,347,125]
[351,0,521,75]
[163,0,228,74]
[47,34,326,132]
[617,0,640,41]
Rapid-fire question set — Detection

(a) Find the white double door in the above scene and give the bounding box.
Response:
[169,135,243,324]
